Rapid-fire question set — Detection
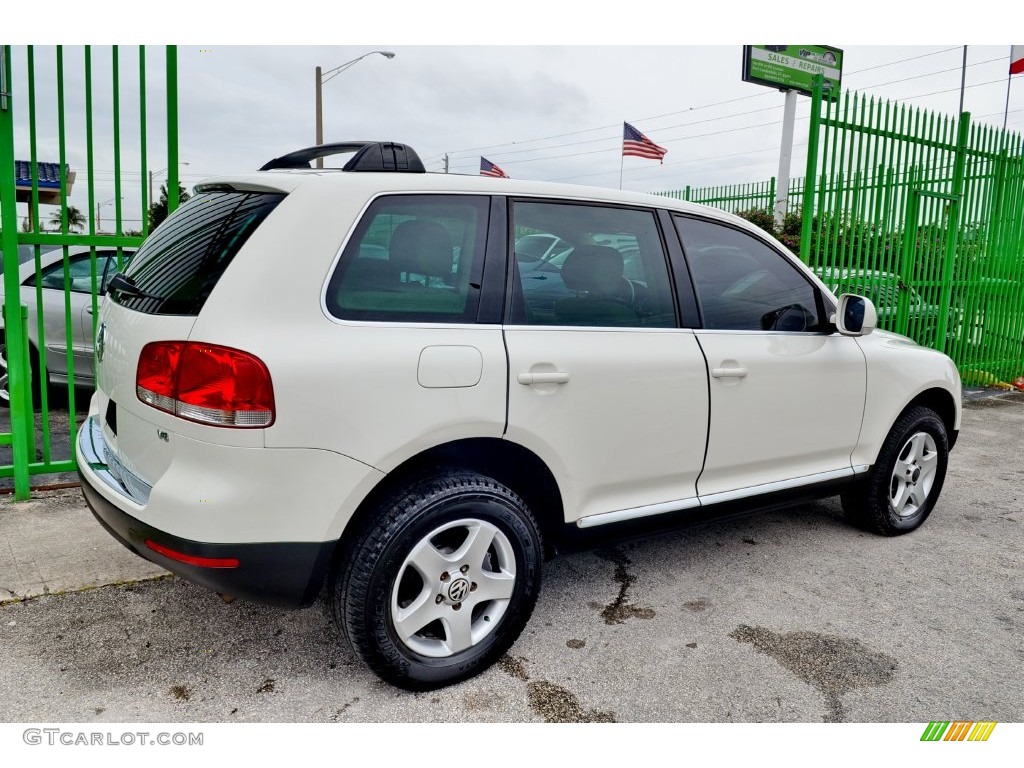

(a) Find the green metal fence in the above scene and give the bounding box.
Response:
[657,78,1024,387]
[657,177,805,216]
[800,75,1024,386]
[0,45,180,499]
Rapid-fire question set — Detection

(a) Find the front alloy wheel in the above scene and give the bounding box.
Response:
[888,432,938,518]
[841,405,949,535]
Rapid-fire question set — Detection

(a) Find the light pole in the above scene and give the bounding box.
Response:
[96,196,123,233]
[315,50,395,168]
[149,162,190,207]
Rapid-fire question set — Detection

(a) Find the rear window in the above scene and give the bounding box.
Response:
[113,190,284,315]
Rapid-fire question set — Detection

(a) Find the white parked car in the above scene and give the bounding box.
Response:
[0,244,134,405]
[77,142,961,690]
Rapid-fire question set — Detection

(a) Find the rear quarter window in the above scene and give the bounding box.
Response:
[325,194,489,323]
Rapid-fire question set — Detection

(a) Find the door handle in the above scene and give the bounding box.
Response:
[711,367,748,379]
[517,371,570,385]
[86,307,94,315]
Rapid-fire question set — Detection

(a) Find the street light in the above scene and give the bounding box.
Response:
[315,50,396,168]
[96,196,123,233]
[149,162,190,206]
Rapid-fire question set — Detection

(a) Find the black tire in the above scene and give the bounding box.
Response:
[841,406,949,535]
[332,471,543,690]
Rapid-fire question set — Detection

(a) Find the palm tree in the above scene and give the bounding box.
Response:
[49,206,86,233]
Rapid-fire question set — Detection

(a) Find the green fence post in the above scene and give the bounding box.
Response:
[936,113,971,352]
[0,45,33,499]
[800,75,824,265]
[166,46,179,213]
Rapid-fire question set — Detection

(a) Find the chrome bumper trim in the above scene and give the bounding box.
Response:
[78,415,152,505]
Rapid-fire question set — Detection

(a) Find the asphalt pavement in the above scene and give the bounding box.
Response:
[0,391,1021,722]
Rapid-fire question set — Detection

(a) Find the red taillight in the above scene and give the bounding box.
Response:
[137,341,274,428]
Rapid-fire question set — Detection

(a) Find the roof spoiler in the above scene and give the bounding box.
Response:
[260,142,426,173]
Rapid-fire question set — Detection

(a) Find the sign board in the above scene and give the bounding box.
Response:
[742,45,843,98]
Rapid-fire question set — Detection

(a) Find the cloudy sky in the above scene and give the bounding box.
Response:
[4,3,1020,232]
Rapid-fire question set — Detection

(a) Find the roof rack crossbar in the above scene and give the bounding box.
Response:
[259,142,426,173]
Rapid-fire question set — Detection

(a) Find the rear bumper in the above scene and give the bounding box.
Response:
[77,416,335,607]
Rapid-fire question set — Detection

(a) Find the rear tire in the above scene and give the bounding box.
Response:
[332,470,543,690]
[841,406,949,535]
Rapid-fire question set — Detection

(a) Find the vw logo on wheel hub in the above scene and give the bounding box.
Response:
[447,577,470,603]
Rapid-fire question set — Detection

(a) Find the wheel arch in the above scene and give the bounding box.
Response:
[332,438,565,573]
[902,386,958,449]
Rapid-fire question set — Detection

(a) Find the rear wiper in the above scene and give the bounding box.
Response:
[107,272,160,300]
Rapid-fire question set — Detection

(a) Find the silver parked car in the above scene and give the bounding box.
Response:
[0,245,133,405]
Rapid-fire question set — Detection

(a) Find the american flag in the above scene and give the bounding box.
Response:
[1012,45,1024,75]
[622,122,668,163]
[480,157,509,178]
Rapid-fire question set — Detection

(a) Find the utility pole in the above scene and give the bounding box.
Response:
[443,153,449,174]
[773,89,798,231]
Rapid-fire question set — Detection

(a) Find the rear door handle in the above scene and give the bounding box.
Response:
[711,367,748,379]
[517,372,570,385]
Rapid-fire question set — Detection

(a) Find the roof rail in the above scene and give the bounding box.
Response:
[259,142,426,173]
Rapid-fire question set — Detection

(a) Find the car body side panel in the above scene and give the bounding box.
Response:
[853,330,962,468]
[695,330,867,496]
[504,327,709,523]
[181,183,509,469]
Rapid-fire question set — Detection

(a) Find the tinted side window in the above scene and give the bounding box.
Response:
[35,255,111,293]
[511,201,676,328]
[675,217,824,332]
[326,195,488,323]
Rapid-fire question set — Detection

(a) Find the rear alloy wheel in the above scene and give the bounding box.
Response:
[334,471,542,690]
[841,406,949,535]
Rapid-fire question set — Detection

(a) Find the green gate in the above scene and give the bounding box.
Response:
[800,75,1024,386]
[0,45,180,499]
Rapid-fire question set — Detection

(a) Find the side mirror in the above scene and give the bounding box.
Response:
[835,294,877,336]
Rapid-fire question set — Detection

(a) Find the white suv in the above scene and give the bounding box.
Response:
[77,142,961,690]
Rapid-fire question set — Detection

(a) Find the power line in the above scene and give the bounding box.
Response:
[434,47,968,162]
[843,46,961,77]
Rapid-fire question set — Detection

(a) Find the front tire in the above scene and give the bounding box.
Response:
[841,406,949,535]
[333,471,543,690]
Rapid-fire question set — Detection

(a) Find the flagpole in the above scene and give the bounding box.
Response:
[619,153,624,190]
[958,46,967,115]
[1004,69,1013,132]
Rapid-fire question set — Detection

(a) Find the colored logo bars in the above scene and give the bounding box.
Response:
[920,721,997,741]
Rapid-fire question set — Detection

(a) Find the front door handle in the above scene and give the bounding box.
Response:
[517,371,570,385]
[711,367,748,379]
